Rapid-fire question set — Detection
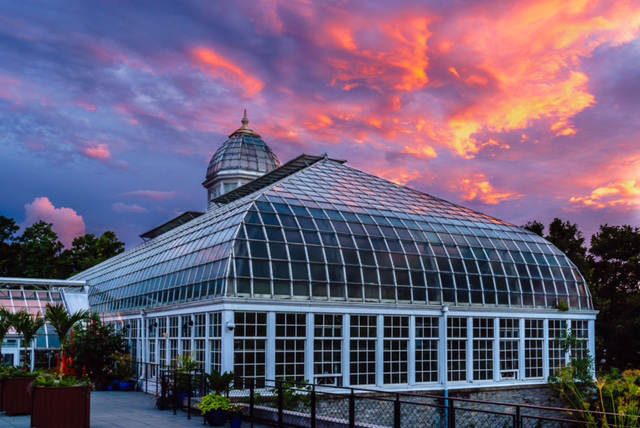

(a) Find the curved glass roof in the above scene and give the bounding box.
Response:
[74,157,592,313]
[205,114,280,181]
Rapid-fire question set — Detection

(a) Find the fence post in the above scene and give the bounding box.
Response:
[448,397,455,428]
[311,384,316,428]
[250,379,255,428]
[394,393,401,428]
[514,405,520,428]
[349,389,355,428]
[187,373,192,420]
[278,381,284,427]
[173,369,177,416]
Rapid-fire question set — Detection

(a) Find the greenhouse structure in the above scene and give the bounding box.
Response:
[72,114,596,391]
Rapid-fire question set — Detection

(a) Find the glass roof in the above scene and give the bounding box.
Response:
[74,158,592,313]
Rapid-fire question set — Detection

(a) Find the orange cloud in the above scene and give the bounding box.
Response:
[192,48,264,98]
[436,0,640,157]
[83,143,111,160]
[23,197,85,248]
[460,175,522,205]
[569,179,640,209]
[400,144,437,160]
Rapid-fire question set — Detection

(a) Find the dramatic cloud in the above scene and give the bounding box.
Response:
[570,180,640,209]
[112,203,148,214]
[23,197,85,248]
[121,190,177,201]
[460,175,522,206]
[0,0,639,246]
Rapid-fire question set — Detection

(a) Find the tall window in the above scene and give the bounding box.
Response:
[571,320,589,362]
[314,314,343,386]
[350,315,377,385]
[234,312,267,379]
[473,318,494,381]
[209,312,222,373]
[275,313,306,382]
[415,317,438,383]
[525,319,544,379]
[549,320,566,375]
[383,316,408,384]
[194,313,206,370]
[158,317,167,366]
[499,319,519,380]
[447,317,467,381]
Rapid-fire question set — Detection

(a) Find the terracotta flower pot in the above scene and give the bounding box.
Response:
[31,385,91,428]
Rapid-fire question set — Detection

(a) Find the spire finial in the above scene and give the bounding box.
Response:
[241,109,249,128]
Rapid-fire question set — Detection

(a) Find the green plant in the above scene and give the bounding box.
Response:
[0,308,12,363]
[196,394,230,415]
[274,378,312,411]
[114,354,134,380]
[228,404,243,415]
[10,309,46,371]
[205,370,234,394]
[66,318,128,387]
[0,366,41,379]
[556,299,569,312]
[44,303,91,374]
[32,372,92,388]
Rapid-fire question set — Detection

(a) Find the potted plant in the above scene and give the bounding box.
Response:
[173,354,198,406]
[227,404,244,428]
[114,353,135,390]
[30,372,92,428]
[205,370,234,395]
[196,393,229,426]
[10,309,46,372]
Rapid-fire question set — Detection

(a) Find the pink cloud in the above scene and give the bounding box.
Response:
[121,190,177,200]
[23,197,85,248]
[111,202,148,213]
[82,143,111,160]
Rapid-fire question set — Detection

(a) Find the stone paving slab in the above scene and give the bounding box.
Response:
[0,390,271,427]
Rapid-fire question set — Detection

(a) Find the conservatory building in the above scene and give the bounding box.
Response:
[72,114,596,391]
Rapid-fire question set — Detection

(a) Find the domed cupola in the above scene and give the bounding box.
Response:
[203,111,281,207]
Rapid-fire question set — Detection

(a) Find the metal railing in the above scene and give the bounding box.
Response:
[128,365,634,428]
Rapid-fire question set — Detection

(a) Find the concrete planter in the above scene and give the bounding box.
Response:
[31,385,91,428]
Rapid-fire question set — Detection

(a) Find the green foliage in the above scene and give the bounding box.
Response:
[114,354,134,380]
[0,215,124,279]
[66,318,128,386]
[44,303,91,349]
[10,309,46,371]
[551,365,640,428]
[173,354,199,372]
[523,220,545,237]
[196,394,230,414]
[589,224,640,370]
[32,372,92,388]
[0,366,41,379]
[274,378,312,411]
[205,370,234,395]
[17,221,64,278]
[0,308,12,359]
[228,404,243,415]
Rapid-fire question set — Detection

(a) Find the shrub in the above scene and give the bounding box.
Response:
[196,394,230,415]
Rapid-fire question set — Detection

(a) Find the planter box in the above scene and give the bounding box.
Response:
[31,385,91,428]
[2,377,34,416]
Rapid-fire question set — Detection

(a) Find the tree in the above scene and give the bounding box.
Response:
[546,218,590,275]
[0,308,12,363]
[59,231,125,277]
[67,318,128,387]
[0,216,20,276]
[589,224,640,369]
[522,220,544,237]
[17,221,64,278]
[10,310,46,371]
[44,303,91,373]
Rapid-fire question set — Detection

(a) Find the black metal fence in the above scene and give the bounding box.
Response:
[128,363,631,428]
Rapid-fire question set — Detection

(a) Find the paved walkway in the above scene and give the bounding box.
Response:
[0,391,271,427]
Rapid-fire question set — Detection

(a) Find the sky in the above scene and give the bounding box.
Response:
[0,0,639,249]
